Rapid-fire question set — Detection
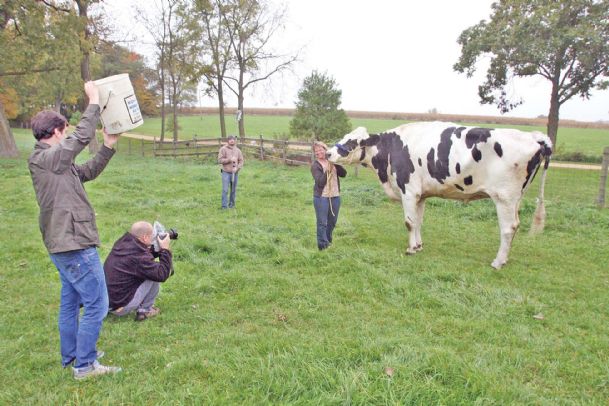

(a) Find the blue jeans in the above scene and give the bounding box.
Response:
[313,196,341,250]
[49,247,108,369]
[221,170,238,208]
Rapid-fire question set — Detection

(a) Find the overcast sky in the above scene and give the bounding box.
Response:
[104,0,609,122]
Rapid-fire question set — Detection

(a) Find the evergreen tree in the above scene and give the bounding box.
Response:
[289,71,351,143]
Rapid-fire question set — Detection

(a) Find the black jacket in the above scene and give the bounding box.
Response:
[310,161,347,197]
[104,232,173,309]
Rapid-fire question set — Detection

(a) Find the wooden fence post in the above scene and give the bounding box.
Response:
[173,140,177,158]
[597,146,609,208]
[259,135,264,160]
[282,140,287,165]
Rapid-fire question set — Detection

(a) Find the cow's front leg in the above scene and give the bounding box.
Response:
[401,192,420,255]
[491,196,521,269]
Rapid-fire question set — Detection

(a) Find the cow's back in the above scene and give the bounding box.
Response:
[388,122,550,200]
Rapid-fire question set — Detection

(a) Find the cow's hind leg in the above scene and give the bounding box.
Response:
[402,192,420,255]
[491,195,521,269]
[414,198,426,251]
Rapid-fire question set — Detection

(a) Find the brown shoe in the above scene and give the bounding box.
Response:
[146,306,160,318]
[135,306,160,322]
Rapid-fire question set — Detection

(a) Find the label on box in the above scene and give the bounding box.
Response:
[124,94,143,124]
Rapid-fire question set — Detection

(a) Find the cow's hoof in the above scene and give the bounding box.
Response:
[406,248,417,255]
[415,243,423,252]
[491,259,505,269]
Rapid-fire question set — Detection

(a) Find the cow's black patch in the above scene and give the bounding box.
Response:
[359,148,366,162]
[370,132,415,193]
[522,150,542,190]
[426,127,454,184]
[455,163,461,174]
[455,184,464,191]
[455,127,466,139]
[464,175,473,185]
[418,157,422,167]
[472,145,482,162]
[465,128,492,149]
[360,134,380,147]
[494,142,503,157]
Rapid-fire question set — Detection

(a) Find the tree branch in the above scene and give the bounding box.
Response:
[38,0,72,13]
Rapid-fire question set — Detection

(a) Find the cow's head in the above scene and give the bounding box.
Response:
[326,127,371,164]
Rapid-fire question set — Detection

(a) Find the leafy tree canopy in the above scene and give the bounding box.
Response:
[289,71,351,143]
[454,0,609,144]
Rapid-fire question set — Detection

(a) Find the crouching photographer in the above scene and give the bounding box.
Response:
[104,221,177,321]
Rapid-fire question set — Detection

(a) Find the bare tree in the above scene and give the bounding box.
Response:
[136,0,171,142]
[139,0,199,142]
[188,0,233,138]
[222,0,298,138]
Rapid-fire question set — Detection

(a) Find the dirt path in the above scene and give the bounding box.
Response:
[119,132,603,170]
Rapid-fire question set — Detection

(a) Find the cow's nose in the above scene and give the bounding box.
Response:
[326,152,331,159]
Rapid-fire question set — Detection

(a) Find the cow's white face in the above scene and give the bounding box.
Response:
[326,127,370,164]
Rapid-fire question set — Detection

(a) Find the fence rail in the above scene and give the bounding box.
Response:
[126,135,317,166]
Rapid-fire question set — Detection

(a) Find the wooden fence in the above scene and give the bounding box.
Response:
[119,135,317,166]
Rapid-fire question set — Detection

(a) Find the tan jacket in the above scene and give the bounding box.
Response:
[28,105,115,253]
[218,144,244,173]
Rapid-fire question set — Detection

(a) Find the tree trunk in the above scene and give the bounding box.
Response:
[54,94,62,113]
[217,77,226,138]
[172,84,178,142]
[546,81,560,148]
[159,49,166,143]
[0,100,19,158]
[237,93,245,139]
[237,67,245,139]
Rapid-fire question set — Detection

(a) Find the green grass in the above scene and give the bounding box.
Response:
[2,129,609,404]
[136,114,609,159]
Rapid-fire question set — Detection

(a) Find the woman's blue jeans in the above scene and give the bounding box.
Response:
[313,196,341,250]
[221,170,238,208]
[49,247,108,369]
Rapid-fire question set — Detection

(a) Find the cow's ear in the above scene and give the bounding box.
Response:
[360,134,379,147]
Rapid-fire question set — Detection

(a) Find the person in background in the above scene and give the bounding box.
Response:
[218,135,244,209]
[28,81,121,380]
[310,140,347,250]
[104,221,173,322]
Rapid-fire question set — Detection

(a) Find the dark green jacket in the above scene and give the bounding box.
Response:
[28,104,115,253]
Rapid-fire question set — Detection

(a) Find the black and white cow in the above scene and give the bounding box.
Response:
[326,122,552,269]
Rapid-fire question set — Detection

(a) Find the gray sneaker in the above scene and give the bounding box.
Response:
[63,350,105,368]
[73,361,122,380]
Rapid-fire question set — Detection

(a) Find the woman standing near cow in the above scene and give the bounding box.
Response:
[311,141,347,250]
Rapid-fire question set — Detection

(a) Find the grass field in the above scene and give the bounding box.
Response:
[136,114,609,160]
[1,129,608,404]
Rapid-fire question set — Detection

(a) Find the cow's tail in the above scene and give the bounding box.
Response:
[530,136,552,235]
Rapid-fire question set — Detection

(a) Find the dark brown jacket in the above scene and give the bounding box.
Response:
[311,161,347,197]
[104,232,173,309]
[28,105,115,253]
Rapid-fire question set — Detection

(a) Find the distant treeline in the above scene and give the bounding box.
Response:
[179,107,609,130]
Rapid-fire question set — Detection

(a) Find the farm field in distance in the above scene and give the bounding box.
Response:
[1,128,608,404]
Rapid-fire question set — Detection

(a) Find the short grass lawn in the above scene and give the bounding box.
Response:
[1,130,608,404]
